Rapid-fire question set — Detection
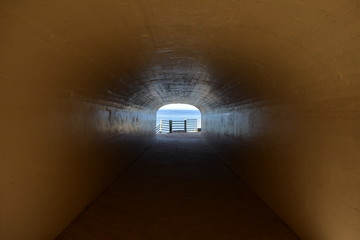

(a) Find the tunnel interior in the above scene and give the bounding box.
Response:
[1,1,360,240]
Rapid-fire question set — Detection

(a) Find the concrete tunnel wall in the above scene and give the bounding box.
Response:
[1,1,360,240]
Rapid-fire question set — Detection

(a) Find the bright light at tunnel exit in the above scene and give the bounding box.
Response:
[156,104,201,133]
[158,104,199,110]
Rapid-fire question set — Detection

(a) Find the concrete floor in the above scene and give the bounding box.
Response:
[57,133,299,240]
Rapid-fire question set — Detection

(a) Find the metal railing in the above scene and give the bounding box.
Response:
[156,119,200,133]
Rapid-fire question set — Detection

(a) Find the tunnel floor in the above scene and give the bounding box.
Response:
[57,133,299,240]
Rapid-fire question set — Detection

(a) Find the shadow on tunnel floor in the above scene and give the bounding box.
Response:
[57,132,299,240]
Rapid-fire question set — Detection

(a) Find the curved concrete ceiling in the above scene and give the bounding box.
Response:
[2,0,359,112]
[2,1,360,240]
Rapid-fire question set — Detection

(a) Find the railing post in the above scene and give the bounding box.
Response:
[184,120,187,132]
[169,120,172,133]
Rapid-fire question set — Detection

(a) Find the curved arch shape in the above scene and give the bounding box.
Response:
[156,104,201,133]
[2,1,360,240]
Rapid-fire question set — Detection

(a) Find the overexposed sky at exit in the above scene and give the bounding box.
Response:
[159,104,199,110]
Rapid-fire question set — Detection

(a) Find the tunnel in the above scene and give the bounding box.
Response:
[1,1,360,240]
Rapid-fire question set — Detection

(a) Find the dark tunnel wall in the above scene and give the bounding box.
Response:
[1,98,155,239]
[1,1,360,240]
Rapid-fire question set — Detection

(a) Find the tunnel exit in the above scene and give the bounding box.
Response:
[156,104,201,133]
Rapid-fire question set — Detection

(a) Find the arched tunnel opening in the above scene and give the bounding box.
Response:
[1,1,360,240]
[156,103,201,133]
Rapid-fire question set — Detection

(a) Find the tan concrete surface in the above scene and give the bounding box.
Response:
[57,133,298,240]
[1,1,360,240]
